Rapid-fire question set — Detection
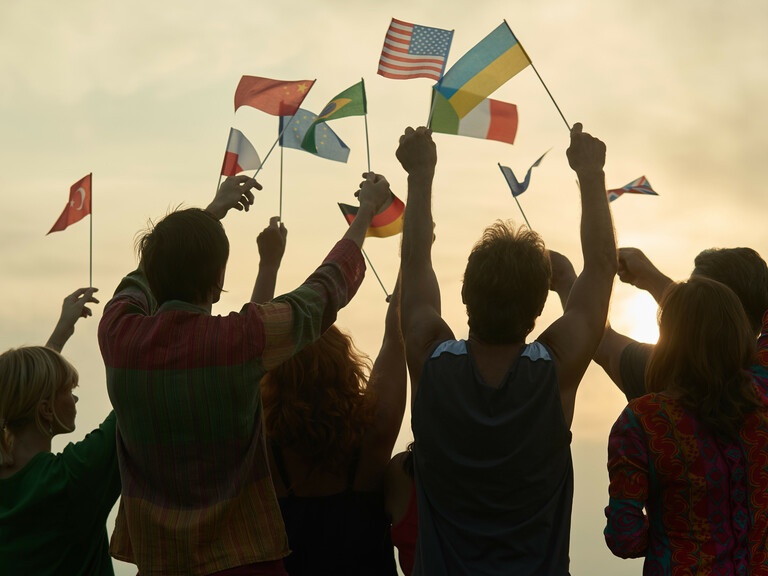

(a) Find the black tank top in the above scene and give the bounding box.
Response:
[271,443,397,575]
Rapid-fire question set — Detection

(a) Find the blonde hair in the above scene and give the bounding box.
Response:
[0,346,78,467]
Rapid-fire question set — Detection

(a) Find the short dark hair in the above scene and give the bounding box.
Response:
[138,208,229,305]
[462,221,551,344]
[692,247,768,335]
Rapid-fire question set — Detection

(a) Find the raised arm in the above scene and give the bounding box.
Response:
[205,175,261,220]
[593,248,670,398]
[252,217,288,303]
[537,123,618,427]
[618,247,673,304]
[46,287,100,352]
[548,250,577,310]
[396,127,454,396]
[362,272,407,469]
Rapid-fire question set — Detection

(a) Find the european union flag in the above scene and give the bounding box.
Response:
[279,108,350,163]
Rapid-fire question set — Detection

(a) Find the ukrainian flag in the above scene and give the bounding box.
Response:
[435,23,529,119]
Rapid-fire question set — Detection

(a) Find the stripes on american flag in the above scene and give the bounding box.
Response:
[377,18,453,81]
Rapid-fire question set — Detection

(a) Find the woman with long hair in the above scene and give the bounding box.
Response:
[605,276,768,573]
[254,221,405,574]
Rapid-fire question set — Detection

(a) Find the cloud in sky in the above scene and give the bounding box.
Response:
[2,2,767,574]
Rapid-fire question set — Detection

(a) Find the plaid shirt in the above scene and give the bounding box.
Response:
[98,239,365,576]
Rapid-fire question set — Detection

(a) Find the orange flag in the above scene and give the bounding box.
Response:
[48,173,92,234]
[234,76,315,116]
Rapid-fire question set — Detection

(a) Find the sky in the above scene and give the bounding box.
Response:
[2,1,768,573]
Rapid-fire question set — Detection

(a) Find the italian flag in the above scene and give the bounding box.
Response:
[429,89,518,145]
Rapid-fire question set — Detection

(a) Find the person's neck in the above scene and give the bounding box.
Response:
[0,425,51,478]
[467,331,524,388]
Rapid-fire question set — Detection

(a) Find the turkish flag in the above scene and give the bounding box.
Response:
[47,173,92,234]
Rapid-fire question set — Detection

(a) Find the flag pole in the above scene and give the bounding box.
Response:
[279,146,284,221]
[215,174,223,193]
[427,28,454,127]
[360,78,389,300]
[362,247,389,298]
[426,88,439,128]
[497,163,532,229]
[512,194,531,229]
[253,116,296,179]
[89,173,93,288]
[504,20,570,131]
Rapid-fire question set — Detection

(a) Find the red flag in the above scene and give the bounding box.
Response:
[220,128,261,176]
[234,76,315,116]
[48,174,92,235]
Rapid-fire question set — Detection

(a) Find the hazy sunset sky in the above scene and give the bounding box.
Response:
[2,1,768,573]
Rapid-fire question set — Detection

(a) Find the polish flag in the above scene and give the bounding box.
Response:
[220,128,261,177]
[48,173,92,234]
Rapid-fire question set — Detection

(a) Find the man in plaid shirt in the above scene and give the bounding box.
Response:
[98,173,391,576]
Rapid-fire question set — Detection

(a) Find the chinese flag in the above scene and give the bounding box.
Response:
[234,76,315,116]
[48,173,92,235]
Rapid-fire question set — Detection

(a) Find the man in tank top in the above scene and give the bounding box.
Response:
[396,124,617,575]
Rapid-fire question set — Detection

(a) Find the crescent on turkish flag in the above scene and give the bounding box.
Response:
[47,173,92,235]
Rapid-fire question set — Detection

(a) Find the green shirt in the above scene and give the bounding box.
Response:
[0,412,120,576]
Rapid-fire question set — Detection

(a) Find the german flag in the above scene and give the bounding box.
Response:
[338,192,404,238]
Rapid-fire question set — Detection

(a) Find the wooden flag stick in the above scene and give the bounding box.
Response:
[361,93,390,300]
[512,194,532,229]
[89,173,93,288]
[253,116,296,179]
[362,247,389,298]
[426,88,439,128]
[279,146,284,221]
[503,20,570,131]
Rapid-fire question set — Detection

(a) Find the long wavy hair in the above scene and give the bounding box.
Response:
[646,277,761,440]
[0,346,78,467]
[262,325,376,472]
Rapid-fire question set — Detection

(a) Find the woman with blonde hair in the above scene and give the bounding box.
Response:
[605,276,768,573]
[0,288,120,576]
[254,221,405,575]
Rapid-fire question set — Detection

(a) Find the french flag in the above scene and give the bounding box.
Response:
[220,128,261,177]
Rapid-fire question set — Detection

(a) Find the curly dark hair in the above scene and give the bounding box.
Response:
[262,325,376,472]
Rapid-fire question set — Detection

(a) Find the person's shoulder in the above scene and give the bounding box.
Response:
[427,339,466,360]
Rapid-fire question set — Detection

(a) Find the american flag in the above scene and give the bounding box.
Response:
[377,18,453,81]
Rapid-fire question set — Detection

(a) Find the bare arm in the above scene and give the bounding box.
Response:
[593,324,638,393]
[397,127,454,398]
[618,247,673,304]
[251,217,287,303]
[362,272,407,468]
[538,123,618,427]
[46,287,100,352]
[548,250,577,310]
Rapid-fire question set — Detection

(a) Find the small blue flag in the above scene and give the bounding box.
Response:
[498,151,548,197]
[279,108,350,163]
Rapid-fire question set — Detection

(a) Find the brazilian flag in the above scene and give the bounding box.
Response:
[301,80,366,153]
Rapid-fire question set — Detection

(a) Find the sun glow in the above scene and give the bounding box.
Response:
[615,292,660,345]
